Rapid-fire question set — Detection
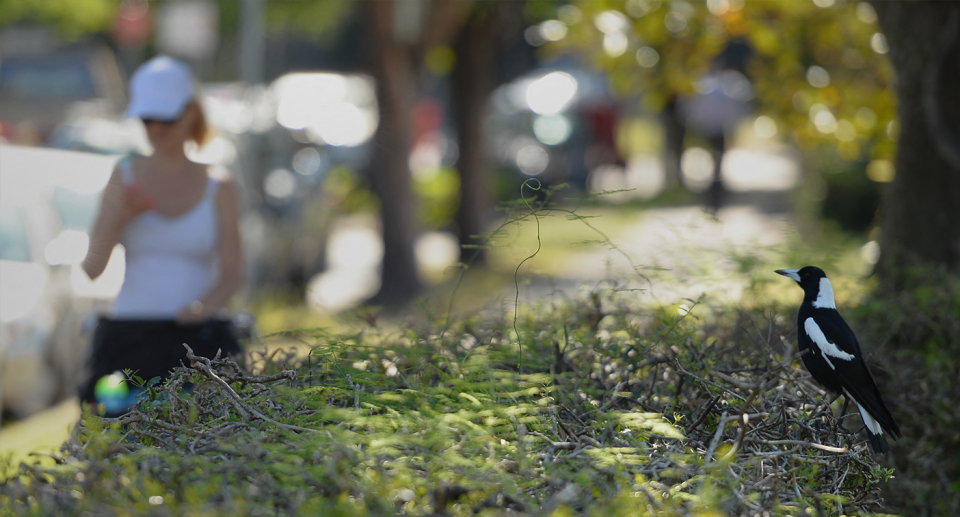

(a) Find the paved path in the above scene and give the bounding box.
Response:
[310,145,802,310]
[518,145,801,307]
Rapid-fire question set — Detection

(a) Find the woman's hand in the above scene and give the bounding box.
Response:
[176,300,210,324]
[121,181,156,223]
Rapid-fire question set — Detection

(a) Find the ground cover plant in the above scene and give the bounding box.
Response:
[1,280,900,516]
[851,267,960,516]
[9,182,953,516]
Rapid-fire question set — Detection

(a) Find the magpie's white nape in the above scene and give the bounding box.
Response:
[776,266,901,454]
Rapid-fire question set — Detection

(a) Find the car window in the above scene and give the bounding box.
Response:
[0,58,97,100]
[52,187,100,231]
[0,205,31,262]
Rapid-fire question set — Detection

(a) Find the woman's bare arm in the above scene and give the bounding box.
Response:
[82,166,138,280]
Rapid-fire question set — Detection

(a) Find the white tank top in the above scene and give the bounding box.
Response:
[111,161,220,319]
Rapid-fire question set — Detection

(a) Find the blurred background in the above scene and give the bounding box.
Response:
[0,0,902,422]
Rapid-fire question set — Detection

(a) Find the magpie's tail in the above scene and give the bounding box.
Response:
[856,401,891,454]
[865,427,889,454]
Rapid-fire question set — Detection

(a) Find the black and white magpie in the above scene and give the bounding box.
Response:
[776,266,900,453]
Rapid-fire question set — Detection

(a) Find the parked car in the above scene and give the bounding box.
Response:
[0,144,119,420]
[0,35,126,145]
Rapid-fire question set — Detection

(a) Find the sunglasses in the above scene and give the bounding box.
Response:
[140,108,187,125]
[141,116,181,125]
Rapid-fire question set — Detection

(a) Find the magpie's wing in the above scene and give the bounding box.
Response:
[812,311,863,357]
[814,312,901,438]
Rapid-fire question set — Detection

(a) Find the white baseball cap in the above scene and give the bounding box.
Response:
[125,56,196,120]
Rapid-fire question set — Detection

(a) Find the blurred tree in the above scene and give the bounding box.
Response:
[547,0,896,169]
[451,4,499,267]
[871,2,960,285]
[451,1,532,266]
[364,0,469,304]
[264,1,535,284]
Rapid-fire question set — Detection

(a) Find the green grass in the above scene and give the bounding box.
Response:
[0,399,79,477]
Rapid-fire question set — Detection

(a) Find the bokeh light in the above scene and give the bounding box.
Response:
[870,33,889,54]
[680,147,714,192]
[809,104,838,134]
[635,47,660,68]
[540,20,568,42]
[867,159,895,182]
[532,114,573,145]
[516,145,549,175]
[625,0,662,18]
[860,240,881,265]
[753,115,778,139]
[557,5,582,25]
[525,72,578,115]
[664,11,687,33]
[594,10,629,34]
[603,32,629,57]
[292,147,322,176]
[263,168,296,200]
[856,3,878,23]
[272,73,377,147]
[835,119,857,142]
[806,66,830,88]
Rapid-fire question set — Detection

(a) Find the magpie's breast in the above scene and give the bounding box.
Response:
[798,339,844,393]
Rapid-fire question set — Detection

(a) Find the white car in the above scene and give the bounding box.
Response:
[0,144,120,419]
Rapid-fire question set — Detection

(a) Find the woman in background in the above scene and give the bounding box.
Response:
[79,56,243,414]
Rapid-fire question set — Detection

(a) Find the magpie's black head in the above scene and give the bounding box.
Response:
[775,265,828,294]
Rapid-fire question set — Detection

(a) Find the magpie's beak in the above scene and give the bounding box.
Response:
[775,269,801,282]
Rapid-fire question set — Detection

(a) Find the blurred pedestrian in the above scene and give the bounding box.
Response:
[78,56,243,415]
[679,37,755,214]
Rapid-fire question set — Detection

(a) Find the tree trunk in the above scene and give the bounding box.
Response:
[872,2,960,286]
[366,1,422,304]
[451,5,498,266]
[660,95,685,189]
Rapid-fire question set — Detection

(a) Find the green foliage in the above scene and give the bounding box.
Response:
[0,179,915,516]
[261,0,353,40]
[851,269,960,514]
[215,0,353,41]
[321,165,379,215]
[808,146,882,233]
[319,164,461,230]
[547,0,896,160]
[1,283,897,515]
[412,167,461,230]
[0,0,118,39]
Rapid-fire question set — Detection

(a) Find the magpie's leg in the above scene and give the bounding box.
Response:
[838,397,850,419]
[812,391,844,420]
[834,395,854,435]
[827,392,842,407]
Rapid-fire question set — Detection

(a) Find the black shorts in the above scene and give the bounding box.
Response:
[78,318,242,404]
